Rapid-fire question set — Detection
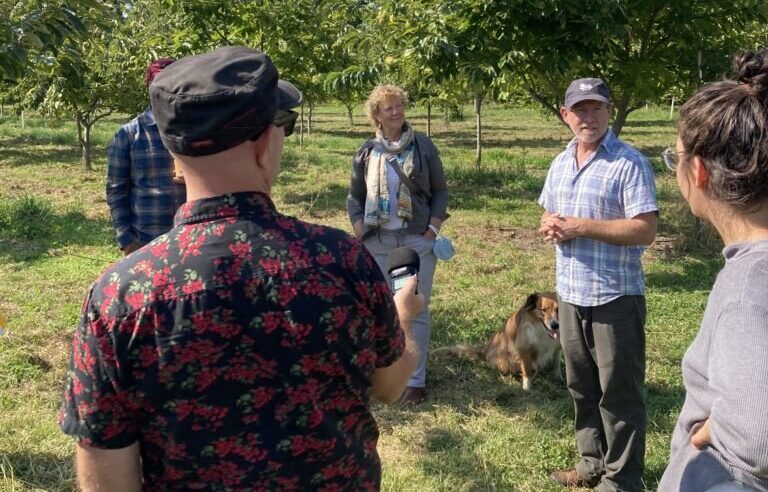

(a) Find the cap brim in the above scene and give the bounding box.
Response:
[567,94,610,109]
[278,80,303,110]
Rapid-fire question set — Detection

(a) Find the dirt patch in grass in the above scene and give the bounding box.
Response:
[459,223,543,251]
[646,234,683,261]
[464,224,693,262]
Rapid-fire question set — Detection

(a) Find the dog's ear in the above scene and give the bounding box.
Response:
[523,293,539,311]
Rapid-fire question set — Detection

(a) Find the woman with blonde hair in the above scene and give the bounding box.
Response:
[347,85,449,405]
[658,49,768,492]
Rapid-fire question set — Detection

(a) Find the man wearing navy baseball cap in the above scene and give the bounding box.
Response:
[59,46,423,491]
[538,78,658,491]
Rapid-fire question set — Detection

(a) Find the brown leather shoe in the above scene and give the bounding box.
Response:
[400,386,426,405]
[549,468,598,488]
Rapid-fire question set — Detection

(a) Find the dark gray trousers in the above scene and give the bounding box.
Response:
[559,295,647,492]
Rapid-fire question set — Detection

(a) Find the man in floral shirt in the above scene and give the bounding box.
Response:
[59,46,422,491]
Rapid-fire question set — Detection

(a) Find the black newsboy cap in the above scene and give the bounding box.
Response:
[150,46,303,157]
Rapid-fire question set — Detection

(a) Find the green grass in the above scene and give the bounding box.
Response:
[0,104,721,491]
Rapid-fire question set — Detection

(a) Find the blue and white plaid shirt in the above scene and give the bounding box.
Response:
[106,108,186,249]
[538,130,658,307]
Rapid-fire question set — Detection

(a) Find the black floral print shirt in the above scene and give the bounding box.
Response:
[59,192,404,491]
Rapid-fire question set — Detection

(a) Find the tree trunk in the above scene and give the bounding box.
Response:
[611,96,631,136]
[426,102,431,137]
[83,125,93,171]
[474,94,483,169]
[669,96,676,119]
[75,115,93,171]
[299,103,304,146]
[527,88,564,126]
[308,102,313,135]
[697,49,703,84]
[20,109,25,129]
[345,104,354,126]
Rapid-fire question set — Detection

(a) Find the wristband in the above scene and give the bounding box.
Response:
[428,225,440,236]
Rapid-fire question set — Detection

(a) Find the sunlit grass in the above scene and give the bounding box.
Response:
[0,104,717,491]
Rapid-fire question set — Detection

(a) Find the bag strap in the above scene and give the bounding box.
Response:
[386,140,432,199]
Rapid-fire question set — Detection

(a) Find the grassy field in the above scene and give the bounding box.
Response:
[0,103,722,491]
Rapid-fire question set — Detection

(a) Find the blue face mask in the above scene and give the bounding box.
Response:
[433,235,455,261]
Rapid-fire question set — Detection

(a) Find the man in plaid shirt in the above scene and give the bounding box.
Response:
[106,58,186,255]
[538,78,658,492]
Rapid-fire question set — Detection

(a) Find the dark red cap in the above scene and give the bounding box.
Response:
[145,58,175,86]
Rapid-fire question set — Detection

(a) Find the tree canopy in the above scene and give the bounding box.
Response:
[0,0,89,81]
[4,0,768,168]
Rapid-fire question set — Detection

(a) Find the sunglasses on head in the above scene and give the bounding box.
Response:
[273,110,298,137]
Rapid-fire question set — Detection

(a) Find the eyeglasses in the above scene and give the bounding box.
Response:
[273,110,298,137]
[662,147,685,172]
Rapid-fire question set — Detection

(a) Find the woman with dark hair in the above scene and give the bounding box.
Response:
[347,85,449,405]
[658,49,768,492]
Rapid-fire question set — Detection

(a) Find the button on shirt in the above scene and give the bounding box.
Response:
[59,192,404,490]
[106,108,186,249]
[538,130,658,306]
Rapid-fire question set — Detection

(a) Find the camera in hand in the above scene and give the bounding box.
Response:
[386,247,420,293]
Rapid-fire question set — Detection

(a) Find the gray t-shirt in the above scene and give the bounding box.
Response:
[659,240,768,492]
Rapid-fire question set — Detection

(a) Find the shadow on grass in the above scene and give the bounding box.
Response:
[281,183,349,219]
[644,381,686,489]
[624,119,675,128]
[425,349,571,417]
[0,208,115,263]
[410,300,573,421]
[439,135,565,153]
[415,337,684,489]
[637,145,667,164]
[418,427,513,490]
[279,154,546,216]
[646,381,685,429]
[645,255,723,292]
[448,166,546,212]
[305,148,358,162]
[2,452,75,491]
[310,127,567,156]
[311,128,370,140]
[374,350,572,488]
[0,136,82,167]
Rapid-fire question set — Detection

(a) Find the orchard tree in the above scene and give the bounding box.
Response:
[157,0,371,135]
[325,64,380,126]
[263,0,371,137]
[372,0,501,167]
[466,0,768,135]
[31,2,153,170]
[0,0,86,81]
[372,1,460,136]
[0,80,21,117]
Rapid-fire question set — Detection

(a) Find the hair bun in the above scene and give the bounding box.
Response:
[734,50,768,100]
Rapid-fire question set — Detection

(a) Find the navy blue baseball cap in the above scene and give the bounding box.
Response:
[150,46,303,157]
[564,78,611,109]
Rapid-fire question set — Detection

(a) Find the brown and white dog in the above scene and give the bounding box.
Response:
[432,293,562,391]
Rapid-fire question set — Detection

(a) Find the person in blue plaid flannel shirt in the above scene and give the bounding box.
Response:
[106,58,186,255]
[538,78,658,492]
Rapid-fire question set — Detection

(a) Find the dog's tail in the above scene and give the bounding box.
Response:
[431,344,484,360]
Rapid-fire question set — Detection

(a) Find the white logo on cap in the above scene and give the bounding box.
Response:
[579,83,594,91]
